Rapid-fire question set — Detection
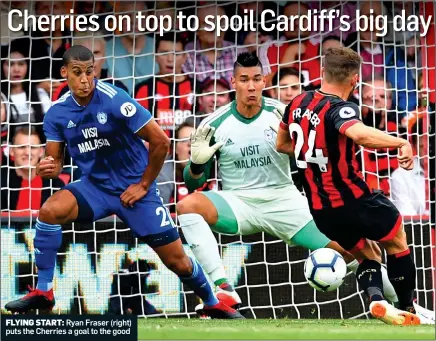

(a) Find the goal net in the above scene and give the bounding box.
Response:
[1,0,434,319]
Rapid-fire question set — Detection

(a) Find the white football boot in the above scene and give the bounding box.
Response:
[216,283,242,310]
[413,302,435,325]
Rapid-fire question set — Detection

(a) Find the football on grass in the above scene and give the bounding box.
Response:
[304,248,347,292]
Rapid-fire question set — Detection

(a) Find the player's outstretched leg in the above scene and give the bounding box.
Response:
[352,239,419,326]
[378,224,422,323]
[152,238,244,319]
[5,190,78,314]
[177,193,242,309]
[343,240,398,304]
[290,220,399,303]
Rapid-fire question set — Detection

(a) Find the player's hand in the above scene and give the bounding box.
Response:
[272,102,286,120]
[270,103,286,133]
[398,142,414,170]
[36,156,57,178]
[120,183,148,208]
[190,125,224,165]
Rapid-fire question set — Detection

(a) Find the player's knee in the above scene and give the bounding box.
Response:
[166,255,193,277]
[39,201,69,225]
[176,194,201,215]
[38,203,59,225]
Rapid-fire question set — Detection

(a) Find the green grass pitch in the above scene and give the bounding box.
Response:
[138,319,435,340]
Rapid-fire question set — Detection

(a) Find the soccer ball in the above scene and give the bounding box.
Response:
[304,248,348,292]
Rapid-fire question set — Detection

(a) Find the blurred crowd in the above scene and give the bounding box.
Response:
[0,1,433,217]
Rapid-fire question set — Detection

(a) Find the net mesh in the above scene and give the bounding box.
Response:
[0,0,434,318]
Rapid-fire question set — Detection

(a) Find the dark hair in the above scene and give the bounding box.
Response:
[62,45,94,66]
[157,32,188,50]
[175,121,194,141]
[324,47,361,83]
[234,52,263,73]
[272,67,303,87]
[1,38,45,139]
[322,35,341,45]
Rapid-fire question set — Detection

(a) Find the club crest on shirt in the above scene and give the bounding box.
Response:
[264,128,274,141]
[96,112,107,124]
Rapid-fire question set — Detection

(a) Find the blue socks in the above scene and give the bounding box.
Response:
[179,258,219,307]
[34,218,62,292]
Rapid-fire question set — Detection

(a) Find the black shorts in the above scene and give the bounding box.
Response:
[311,190,402,252]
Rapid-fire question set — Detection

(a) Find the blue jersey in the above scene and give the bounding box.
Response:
[44,79,154,195]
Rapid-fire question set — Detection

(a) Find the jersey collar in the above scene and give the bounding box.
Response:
[231,97,265,124]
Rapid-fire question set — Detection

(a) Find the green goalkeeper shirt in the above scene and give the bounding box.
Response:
[184,97,294,191]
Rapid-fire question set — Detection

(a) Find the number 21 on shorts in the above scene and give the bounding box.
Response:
[156,206,176,228]
[290,123,328,172]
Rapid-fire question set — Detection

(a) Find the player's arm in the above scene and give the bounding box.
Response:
[275,103,294,155]
[332,103,414,170]
[184,125,223,192]
[135,120,170,190]
[37,142,65,179]
[113,90,170,206]
[40,108,65,179]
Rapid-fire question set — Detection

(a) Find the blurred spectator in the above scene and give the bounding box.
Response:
[30,1,72,97]
[104,2,157,95]
[1,39,50,139]
[391,118,428,215]
[383,2,416,44]
[385,35,419,113]
[1,127,64,211]
[361,77,401,195]
[74,1,111,33]
[53,31,128,100]
[1,92,6,142]
[321,36,343,56]
[268,68,302,104]
[308,1,357,43]
[235,3,272,54]
[182,5,242,84]
[258,1,321,88]
[155,1,179,32]
[0,1,33,46]
[134,32,194,137]
[186,77,232,127]
[345,1,384,82]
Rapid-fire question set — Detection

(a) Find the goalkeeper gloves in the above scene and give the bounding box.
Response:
[190,125,224,175]
[270,102,287,133]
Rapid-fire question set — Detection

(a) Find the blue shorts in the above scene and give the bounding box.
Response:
[64,177,179,248]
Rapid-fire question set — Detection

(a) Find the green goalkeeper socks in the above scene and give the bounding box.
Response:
[214,278,229,287]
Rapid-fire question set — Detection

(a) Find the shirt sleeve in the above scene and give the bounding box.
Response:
[390,171,418,216]
[112,89,153,134]
[37,88,52,114]
[328,102,361,134]
[43,108,64,142]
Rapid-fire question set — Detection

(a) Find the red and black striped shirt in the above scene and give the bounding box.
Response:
[280,90,371,210]
[134,77,195,136]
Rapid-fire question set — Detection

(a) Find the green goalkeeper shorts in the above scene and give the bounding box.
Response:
[201,186,331,250]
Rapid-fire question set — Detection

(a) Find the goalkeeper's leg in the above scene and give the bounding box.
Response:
[177,192,242,309]
[5,190,79,313]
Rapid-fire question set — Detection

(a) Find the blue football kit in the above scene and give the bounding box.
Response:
[43,79,177,245]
